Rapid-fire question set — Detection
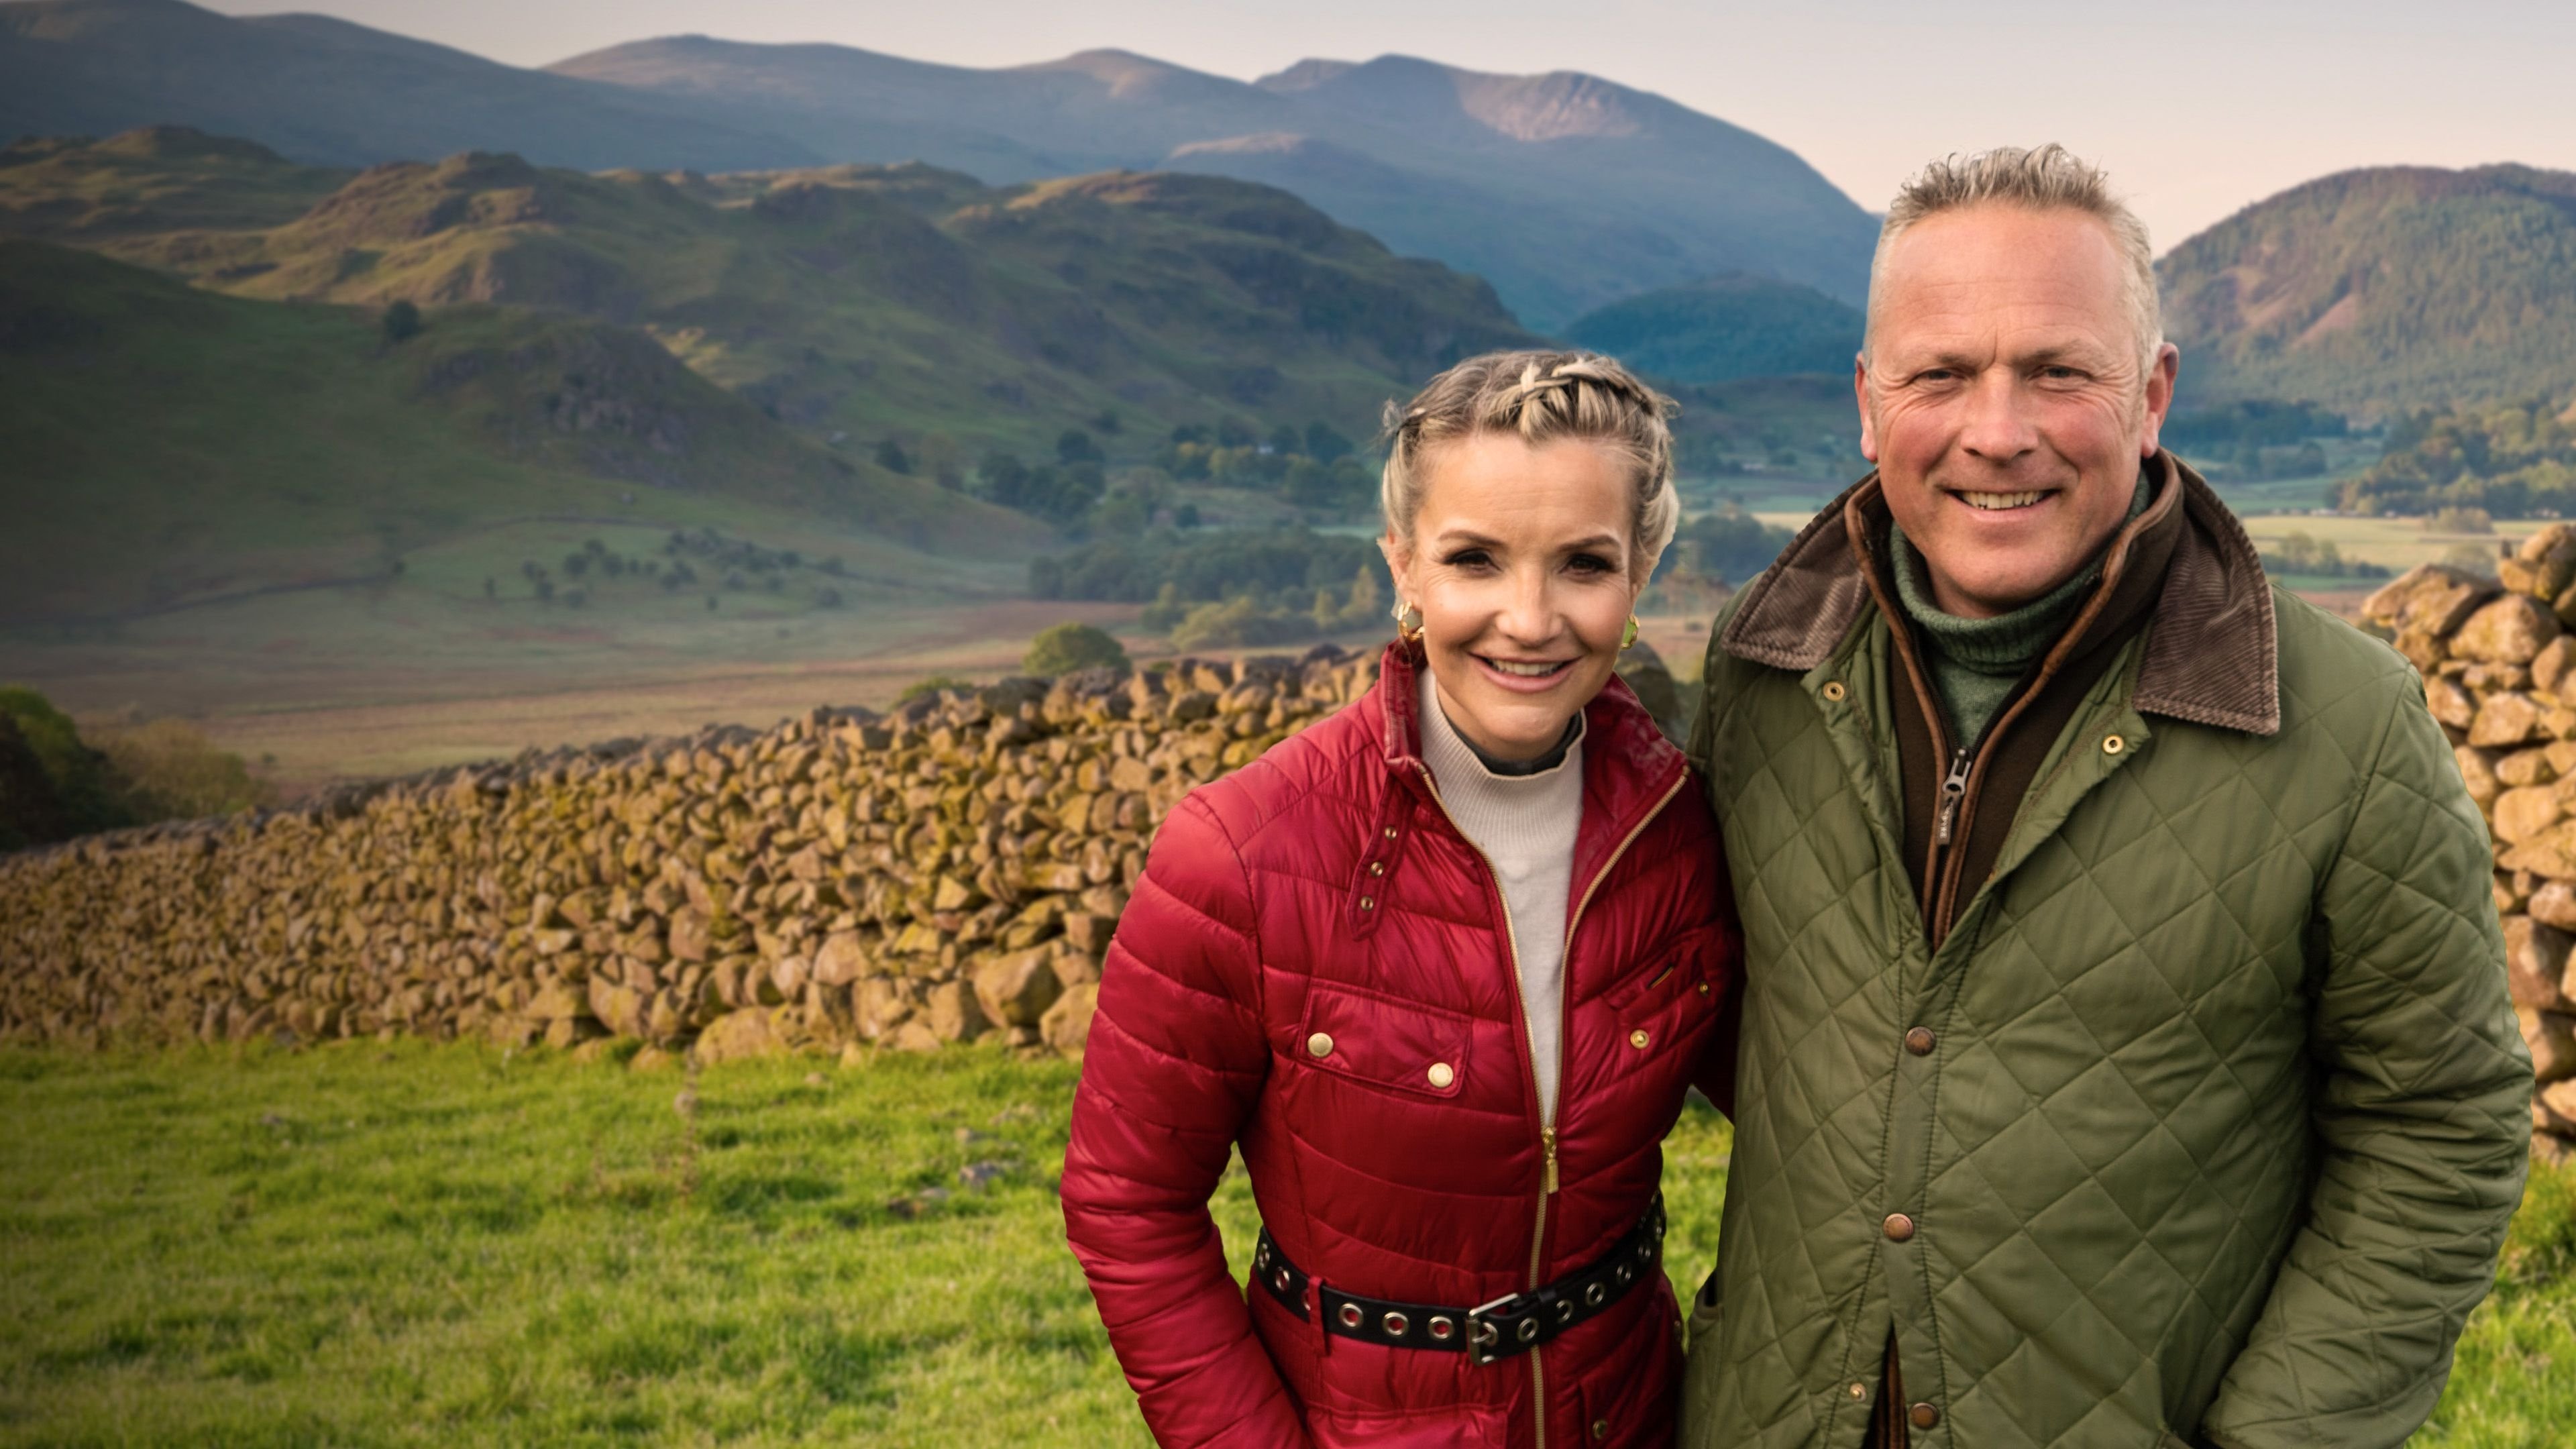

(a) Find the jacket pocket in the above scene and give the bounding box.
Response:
[1296,982,1473,1100]
[1605,926,1727,1065]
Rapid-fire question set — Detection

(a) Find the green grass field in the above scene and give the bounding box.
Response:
[0,1043,2565,1446]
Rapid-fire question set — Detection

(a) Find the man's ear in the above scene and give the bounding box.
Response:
[2138,343,2181,458]
[1853,354,1880,463]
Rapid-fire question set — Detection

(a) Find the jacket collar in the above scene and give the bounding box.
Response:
[1719,450,2281,736]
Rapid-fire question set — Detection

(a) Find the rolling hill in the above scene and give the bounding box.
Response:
[0,237,1029,622]
[1565,272,1862,384]
[2159,164,2576,415]
[0,1,1880,330]
[0,127,1537,458]
[0,0,813,172]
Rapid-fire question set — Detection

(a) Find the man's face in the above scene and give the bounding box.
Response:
[1856,205,2180,619]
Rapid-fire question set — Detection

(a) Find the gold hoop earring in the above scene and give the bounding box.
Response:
[1619,615,1640,650]
[1396,602,1424,644]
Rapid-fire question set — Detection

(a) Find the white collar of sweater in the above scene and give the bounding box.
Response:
[1417,667,1587,796]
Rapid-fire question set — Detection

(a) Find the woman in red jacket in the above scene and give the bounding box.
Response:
[1063,350,1741,1448]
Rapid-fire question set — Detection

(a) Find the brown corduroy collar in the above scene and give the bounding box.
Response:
[1717,451,2281,737]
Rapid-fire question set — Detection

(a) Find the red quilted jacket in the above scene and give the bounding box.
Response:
[1063,642,1741,1448]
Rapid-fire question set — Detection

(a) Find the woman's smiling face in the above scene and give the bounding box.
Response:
[1385,431,1641,763]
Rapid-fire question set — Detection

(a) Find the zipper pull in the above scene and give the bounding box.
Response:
[1935,748,1972,846]
[1541,1127,1560,1195]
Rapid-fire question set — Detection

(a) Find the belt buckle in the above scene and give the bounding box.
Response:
[1467,1289,1557,1365]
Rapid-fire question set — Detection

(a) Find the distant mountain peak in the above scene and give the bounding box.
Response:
[1254,58,1356,93]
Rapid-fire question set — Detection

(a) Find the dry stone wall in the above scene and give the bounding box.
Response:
[2360,524,2576,1163]
[0,646,1389,1067]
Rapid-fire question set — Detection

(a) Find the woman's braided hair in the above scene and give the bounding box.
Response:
[1380,350,1680,577]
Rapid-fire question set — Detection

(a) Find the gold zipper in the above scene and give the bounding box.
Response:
[1413,763,1552,1449]
[1417,761,1685,1449]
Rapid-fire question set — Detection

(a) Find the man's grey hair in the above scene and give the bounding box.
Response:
[1863,144,2162,370]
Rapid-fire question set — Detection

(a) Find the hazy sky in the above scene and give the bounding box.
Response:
[211,0,2576,250]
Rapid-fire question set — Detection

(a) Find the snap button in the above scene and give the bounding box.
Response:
[1904,1026,1937,1056]
[1821,680,1847,702]
[1306,1032,1334,1059]
[1426,1061,1455,1089]
[1368,861,1385,876]
[2102,733,2125,755]
[1884,1212,1916,1242]
[1383,826,1398,839]
[1697,981,1711,995]
[1849,1382,1868,1399]
[1628,1028,1650,1050]
[1358,896,1375,910]
[1909,1402,1941,1430]
[1591,1419,1610,1440]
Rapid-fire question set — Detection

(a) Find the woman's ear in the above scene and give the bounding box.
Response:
[1379,532,1414,611]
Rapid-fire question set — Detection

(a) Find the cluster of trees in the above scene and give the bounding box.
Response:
[951,415,1379,531]
[1030,525,1391,649]
[1158,420,1375,513]
[2255,532,2392,581]
[491,532,849,610]
[2161,400,2348,482]
[2336,399,2576,515]
[0,687,271,850]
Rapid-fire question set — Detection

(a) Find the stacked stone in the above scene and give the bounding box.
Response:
[2361,524,2576,1163]
[0,646,1385,1066]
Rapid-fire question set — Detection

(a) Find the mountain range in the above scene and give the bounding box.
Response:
[0,0,1880,329]
[2159,164,2576,416]
[0,126,1535,455]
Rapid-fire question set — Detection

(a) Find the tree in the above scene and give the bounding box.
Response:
[875,438,913,474]
[1024,622,1130,678]
[380,299,422,344]
[1305,421,1356,462]
[1058,428,1102,466]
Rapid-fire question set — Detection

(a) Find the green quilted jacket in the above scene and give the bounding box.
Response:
[1682,457,2532,1449]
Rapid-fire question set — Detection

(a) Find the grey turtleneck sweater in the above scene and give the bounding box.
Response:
[1418,669,1585,1121]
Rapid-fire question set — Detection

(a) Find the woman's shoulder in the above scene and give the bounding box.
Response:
[1163,689,1390,870]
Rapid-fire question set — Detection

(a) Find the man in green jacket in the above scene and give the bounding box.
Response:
[1682,144,2532,1449]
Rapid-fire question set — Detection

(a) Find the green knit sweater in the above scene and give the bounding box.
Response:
[1889,474,2152,747]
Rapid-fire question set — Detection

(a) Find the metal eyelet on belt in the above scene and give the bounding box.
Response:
[1428,1316,1455,1340]
[1338,1303,1363,1329]
[1585,1282,1607,1307]
[1382,1311,1409,1338]
[1516,1319,1540,1343]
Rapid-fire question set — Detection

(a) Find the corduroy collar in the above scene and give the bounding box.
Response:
[1718,451,2281,736]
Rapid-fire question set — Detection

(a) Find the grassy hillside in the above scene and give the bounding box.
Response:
[0,131,1536,458]
[0,0,812,172]
[1,1042,2567,1446]
[0,238,1027,621]
[2161,165,2576,415]
[1565,272,1861,384]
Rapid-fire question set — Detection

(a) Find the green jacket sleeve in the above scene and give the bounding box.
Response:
[2200,683,2534,1449]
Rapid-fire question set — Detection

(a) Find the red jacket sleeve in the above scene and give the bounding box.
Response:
[1062,792,1307,1447]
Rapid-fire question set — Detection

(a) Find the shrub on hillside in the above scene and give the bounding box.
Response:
[0,686,129,839]
[1024,624,1129,678]
[380,299,422,344]
[90,718,274,820]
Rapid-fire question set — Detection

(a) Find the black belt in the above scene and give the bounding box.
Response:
[1251,1194,1666,1365]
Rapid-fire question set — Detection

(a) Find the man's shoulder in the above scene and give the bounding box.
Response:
[2267,582,2425,734]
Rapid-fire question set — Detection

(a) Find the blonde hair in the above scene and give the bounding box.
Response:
[1379,350,1678,577]
[1866,144,2161,368]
